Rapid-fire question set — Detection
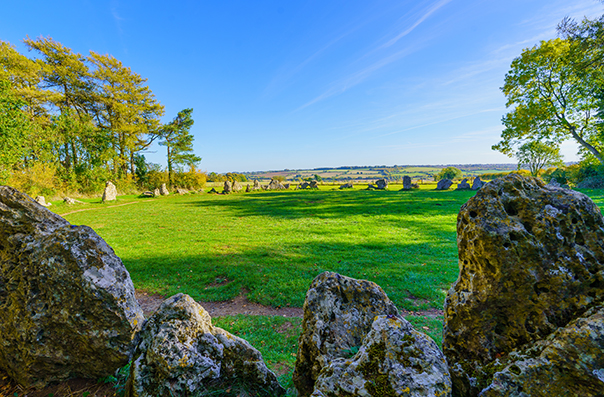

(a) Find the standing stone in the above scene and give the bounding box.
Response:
[456,178,471,190]
[223,180,232,194]
[298,182,310,189]
[293,272,399,396]
[311,315,452,397]
[35,196,51,207]
[159,183,169,195]
[339,182,353,189]
[284,183,290,189]
[309,180,319,189]
[444,174,604,396]
[436,179,453,190]
[253,179,261,190]
[153,188,161,197]
[471,176,485,190]
[102,181,118,202]
[376,179,388,189]
[0,186,144,388]
[232,180,242,192]
[246,184,251,192]
[403,176,412,190]
[268,179,285,190]
[175,187,189,195]
[127,294,285,397]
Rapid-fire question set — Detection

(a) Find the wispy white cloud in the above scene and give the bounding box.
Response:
[380,0,453,49]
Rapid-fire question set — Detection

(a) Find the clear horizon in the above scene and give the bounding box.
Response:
[2,1,602,173]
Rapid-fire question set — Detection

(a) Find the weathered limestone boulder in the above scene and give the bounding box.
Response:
[35,195,51,207]
[102,181,118,201]
[127,294,284,397]
[310,180,319,189]
[253,179,261,190]
[63,197,84,205]
[232,180,242,192]
[0,186,144,388]
[176,187,189,195]
[298,182,310,189]
[140,191,154,198]
[223,180,232,194]
[376,179,388,189]
[339,182,353,189]
[311,315,452,397]
[456,178,471,190]
[268,179,286,190]
[293,272,399,396]
[479,305,604,397]
[472,176,485,190]
[246,184,251,192]
[547,178,561,187]
[402,175,412,190]
[160,183,169,195]
[443,174,604,396]
[284,183,291,189]
[436,179,453,190]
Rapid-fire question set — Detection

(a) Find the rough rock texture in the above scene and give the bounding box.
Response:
[456,178,471,190]
[223,180,232,194]
[253,179,261,190]
[160,183,169,195]
[298,182,310,189]
[443,174,604,396]
[403,176,412,190]
[246,184,251,192]
[34,196,51,207]
[232,180,242,192]
[376,179,388,189]
[284,183,291,189]
[268,179,285,190]
[339,182,353,189]
[127,294,285,397]
[0,186,144,388]
[176,187,189,195]
[547,179,561,187]
[471,177,485,190]
[102,181,118,201]
[310,180,319,189]
[311,315,452,397]
[293,272,399,396]
[436,179,453,190]
[153,188,161,197]
[479,305,604,397]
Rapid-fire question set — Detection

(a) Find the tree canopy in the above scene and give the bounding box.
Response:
[515,140,563,177]
[435,166,463,181]
[159,108,201,186]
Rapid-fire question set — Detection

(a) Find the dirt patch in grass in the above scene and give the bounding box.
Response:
[0,372,116,397]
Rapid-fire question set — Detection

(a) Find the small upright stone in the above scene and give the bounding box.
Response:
[153,188,161,197]
[293,272,398,396]
[376,179,388,189]
[339,182,353,189]
[310,180,319,189]
[127,294,285,397]
[159,183,169,195]
[232,180,242,192]
[223,180,232,194]
[456,178,471,190]
[246,184,251,192]
[436,179,453,190]
[35,195,51,207]
[102,181,118,202]
[402,176,412,190]
[268,179,285,190]
[175,187,189,195]
[471,176,485,190]
[253,179,261,190]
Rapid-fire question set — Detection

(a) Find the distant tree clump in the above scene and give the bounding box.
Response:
[435,167,463,181]
[516,141,563,177]
[159,108,201,187]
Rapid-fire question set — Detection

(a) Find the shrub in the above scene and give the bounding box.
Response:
[173,166,207,189]
[8,162,59,197]
[435,167,463,181]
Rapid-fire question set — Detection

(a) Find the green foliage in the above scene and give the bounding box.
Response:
[314,174,322,182]
[173,166,207,189]
[494,37,604,164]
[159,108,201,186]
[435,167,463,181]
[515,140,563,176]
[0,80,32,184]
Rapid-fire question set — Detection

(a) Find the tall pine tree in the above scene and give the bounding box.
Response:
[159,108,201,186]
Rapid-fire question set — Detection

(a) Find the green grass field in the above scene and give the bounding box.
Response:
[49,185,604,393]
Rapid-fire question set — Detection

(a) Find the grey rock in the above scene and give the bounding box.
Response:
[268,179,286,190]
[253,179,261,190]
[140,191,154,198]
[232,181,242,192]
[403,176,412,190]
[444,174,604,396]
[292,272,399,396]
[547,179,561,187]
[472,176,485,190]
[63,197,84,205]
[0,186,144,388]
[284,183,290,189]
[176,187,189,195]
[376,179,388,189]
[312,315,452,397]
[34,195,51,207]
[339,182,354,189]
[102,181,118,202]
[246,184,251,192]
[298,182,310,190]
[160,183,169,196]
[436,179,453,190]
[127,294,285,397]
[456,178,471,190]
[208,187,218,194]
[223,180,232,194]
[153,188,161,197]
[310,180,319,189]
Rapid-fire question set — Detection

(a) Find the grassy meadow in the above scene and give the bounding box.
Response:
[47,183,604,393]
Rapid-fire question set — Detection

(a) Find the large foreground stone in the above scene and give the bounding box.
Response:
[311,315,451,397]
[443,174,604,396]
[127,294,284,397]
[293,272,399,396]
[0,186,144,388]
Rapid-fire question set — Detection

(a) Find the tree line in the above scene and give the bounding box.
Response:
[494,12,604,181]
[0,37,201,195]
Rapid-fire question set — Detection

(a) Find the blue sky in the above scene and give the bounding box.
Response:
[2,0,603,173]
